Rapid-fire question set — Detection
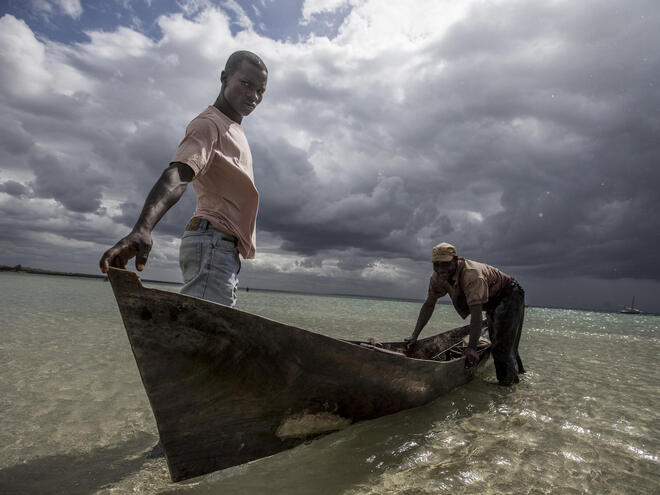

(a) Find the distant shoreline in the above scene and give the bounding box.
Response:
[0,264,181,286]
[2,264,655,314]
[0,264,424,303]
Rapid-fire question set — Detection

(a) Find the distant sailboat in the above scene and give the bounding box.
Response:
[620,296,641,314]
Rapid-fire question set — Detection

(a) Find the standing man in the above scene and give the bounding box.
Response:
[100,51,268,307]
[406,243,526,386]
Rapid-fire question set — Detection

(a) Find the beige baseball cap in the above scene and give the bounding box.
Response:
[431,242,456,262]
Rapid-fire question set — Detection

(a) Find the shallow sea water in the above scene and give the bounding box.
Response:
[0,273,658,494]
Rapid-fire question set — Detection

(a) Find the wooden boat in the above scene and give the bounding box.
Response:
[107,268,491,482]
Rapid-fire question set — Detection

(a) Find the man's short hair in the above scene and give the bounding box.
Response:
[224,51,267,75]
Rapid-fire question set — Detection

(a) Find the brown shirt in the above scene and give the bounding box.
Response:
[171,106,258,258]
[428,258,515,319]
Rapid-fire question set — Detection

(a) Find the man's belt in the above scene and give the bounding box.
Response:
[184,217,203,230]
[485,280,524,310]
[185,217,238,245]
[499,280,524,299]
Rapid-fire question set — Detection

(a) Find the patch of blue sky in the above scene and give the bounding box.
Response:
[235,0,353,41]
[0,0,353,45]
[0,0,182,43]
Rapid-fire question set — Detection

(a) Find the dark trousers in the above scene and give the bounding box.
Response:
[486,285,525,385]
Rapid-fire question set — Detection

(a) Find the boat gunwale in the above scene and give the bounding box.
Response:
[115,268,484,365]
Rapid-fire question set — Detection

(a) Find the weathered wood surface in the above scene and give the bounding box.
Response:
[107,268,491,482]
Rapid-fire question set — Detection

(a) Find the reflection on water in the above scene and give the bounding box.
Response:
[1,273,659,494]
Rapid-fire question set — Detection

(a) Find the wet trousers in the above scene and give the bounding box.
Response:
[486,284,525,385]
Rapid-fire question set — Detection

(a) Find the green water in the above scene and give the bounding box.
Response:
[1,272,658,494]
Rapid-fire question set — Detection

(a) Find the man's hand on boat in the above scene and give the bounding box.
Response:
[100,229,153,273]
[99,163,193,274]
[404,336,417,350]
[464,347,479,368]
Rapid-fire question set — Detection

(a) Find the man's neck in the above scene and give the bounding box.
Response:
[213,96,242,124]
[450,258,465,286]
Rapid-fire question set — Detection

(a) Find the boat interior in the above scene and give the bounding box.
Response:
[348,327,491,362]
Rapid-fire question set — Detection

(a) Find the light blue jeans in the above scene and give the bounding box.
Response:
[179,219,241,307]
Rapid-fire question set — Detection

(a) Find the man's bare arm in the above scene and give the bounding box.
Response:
[99,162,194,273]
[406,297,437,346]
[464,303,483,367]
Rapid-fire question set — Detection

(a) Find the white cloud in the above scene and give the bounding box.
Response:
[81,26,155,59]
[176,0,213,16]
[333,0,475,48]
[32,0,83,20]
[360,260,406,283]
[0,16,52,97]
[56,0,83,18]
[222,0,255,30]
[301,0,353,22]
[0,15,93,102]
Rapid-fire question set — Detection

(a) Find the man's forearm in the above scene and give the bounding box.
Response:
[411,301,436,340]
[467,304,483,348]
[133,164,191,233]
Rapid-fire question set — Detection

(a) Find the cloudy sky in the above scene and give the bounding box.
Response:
[1,0,659,312]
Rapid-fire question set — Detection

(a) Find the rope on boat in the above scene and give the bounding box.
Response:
[430,335,491,361]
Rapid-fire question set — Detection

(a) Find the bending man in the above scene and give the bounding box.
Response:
[406,242,525,386]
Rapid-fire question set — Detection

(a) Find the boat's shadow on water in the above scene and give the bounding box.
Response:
[0,432,156,495]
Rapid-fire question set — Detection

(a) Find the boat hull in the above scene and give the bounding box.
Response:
[108,268,490,481]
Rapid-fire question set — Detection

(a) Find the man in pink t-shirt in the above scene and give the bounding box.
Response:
[100,51,268,307]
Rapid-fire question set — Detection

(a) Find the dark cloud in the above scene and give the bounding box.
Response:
[112,188,197,237]
[28,151,110,213]
[248,0,659,292]
[0,118,33,155]
[254,137,455,260]
[3,90,90,121]
[0,180,29,197]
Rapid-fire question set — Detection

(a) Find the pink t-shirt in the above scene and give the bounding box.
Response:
[171,106,258,259]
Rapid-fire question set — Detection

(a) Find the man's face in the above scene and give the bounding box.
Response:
[221,60,268,117]
[433,259,456,281]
